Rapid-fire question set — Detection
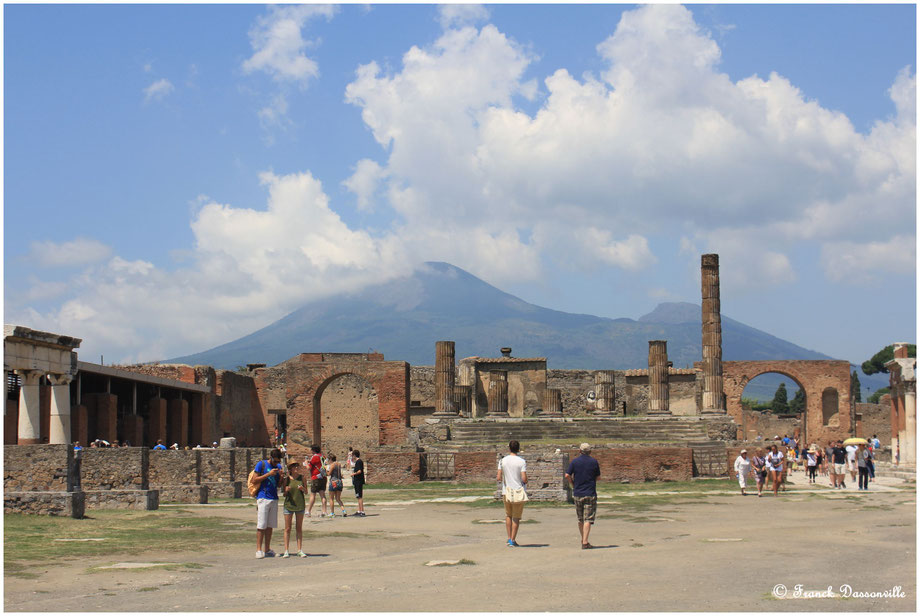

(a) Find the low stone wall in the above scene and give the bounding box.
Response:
[3,445,75,492]
[493,450,567,501]
[200,449,236,482]
[158,486,208,504]
[363,452,420,485]
[4,491,85,518]
[203,481,242,499]
[573,447,693,483]
[148,450,198,486]
[81,447,148,490]
[454,451,497,482]
[83,489,159,510]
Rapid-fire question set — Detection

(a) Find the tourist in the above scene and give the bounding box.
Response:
[751,448,767,497]
[497,440,527,547]
[782,434,790,447]
[306,445,329,517]
[281,461,308,558]
[73,441,82,452]
[565,442,601,549]
[253,447,284,559]
[347,446,355,470]
[805,446,818,484]
[326,454,347,517]
[765,445,784,496]
[831,440,848,489]
[872,434,881,450]
[857,444,871,491]
[866,443,876,482]
[846,442,858,483]
[825,442,836,483]
[351,450,366,516]
[153,440,166,450]
[733,449,752,496]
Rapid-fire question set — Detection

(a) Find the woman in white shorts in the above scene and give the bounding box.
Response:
[765,445,784,496]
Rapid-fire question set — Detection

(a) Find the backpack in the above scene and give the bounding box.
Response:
[319,456,327,479]
[248,460,267,497]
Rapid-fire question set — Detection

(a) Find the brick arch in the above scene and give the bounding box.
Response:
[313,372,379,453]
[252,353,409,458]
[723,360,853,444]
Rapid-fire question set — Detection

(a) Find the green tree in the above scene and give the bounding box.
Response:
[851,370,862,402]
[772,382,789,414]
[788,387,806,414]
[862,344,917,375]
[868,387,891,404]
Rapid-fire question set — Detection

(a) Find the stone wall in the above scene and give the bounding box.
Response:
[410,366,436,407]
[454,451,497,483]
[215,370,265,446]
[547,369,593,416]
[736,409,801,442]
[5,492,85,517]
[856,402,891,443]
[81,447,148,490]
[320,373,379,459]
[363,452,420,485]
[199,449,236,482]
[3,444,75,492]
[569,447,693,483]
[494,450,567,501]
[83,489,158,510]
[148,450,198,486]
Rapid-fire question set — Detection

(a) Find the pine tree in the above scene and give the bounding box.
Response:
[772,382,789,414]
[851,371,862,402]
[788,387,806,414]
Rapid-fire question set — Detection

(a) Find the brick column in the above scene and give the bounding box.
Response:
[48,374,74,444]
[16,369,42,444]
[71,404,88,445]
[123,414,144,447]
[487,371,509,417]
[593,371,616,416]
[190,393,204,446]
[93,393,118,443]
[647,341,671,416]
[542,388,562,417]
[167,398,189,447]
[433,341,457,416]
[701,253,725,414]
[148,397,167,445]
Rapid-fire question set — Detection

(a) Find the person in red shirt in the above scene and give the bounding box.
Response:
[306,445,328,517]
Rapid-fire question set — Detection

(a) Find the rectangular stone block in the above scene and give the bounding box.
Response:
[202,481,242,499]
[154,485,208,504]
[83,489,159,511]
[4,490,84,518]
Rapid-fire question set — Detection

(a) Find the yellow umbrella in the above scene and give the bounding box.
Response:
[843,437,868,445]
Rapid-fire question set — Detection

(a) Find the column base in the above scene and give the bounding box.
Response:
[17,438,42,445]
[700,409,727,416]
[646,410,673,417]
[486,412,510,418]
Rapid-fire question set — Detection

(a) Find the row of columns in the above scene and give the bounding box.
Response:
[10,369,74,445]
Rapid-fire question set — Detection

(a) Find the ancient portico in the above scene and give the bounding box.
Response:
[458,349,547,417]
[887,343,916,466]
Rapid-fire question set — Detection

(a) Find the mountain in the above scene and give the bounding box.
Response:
[170,262,850,385]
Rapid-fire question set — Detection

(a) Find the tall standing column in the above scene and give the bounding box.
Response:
[542,388,562,417]
[487,371,509,417]
[594,371,616,416]
[904,381,916,466]
[16,369,42,444]
[48,374,73,445]
[648,341,671,416]
[434,341,457,416]
[701,253,725,414]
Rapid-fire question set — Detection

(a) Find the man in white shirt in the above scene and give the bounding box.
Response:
[845,444,858,482]
[733,449,752,495]
[497,440,528,547]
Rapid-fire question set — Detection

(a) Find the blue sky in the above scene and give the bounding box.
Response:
[3,3,916,369]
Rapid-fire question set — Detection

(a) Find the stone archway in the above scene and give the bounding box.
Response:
[314,373,379,458]
[723,360,853,444]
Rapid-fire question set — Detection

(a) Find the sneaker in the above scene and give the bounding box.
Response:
[341,509,347,517]
[297,551,307,558]
[281,551,290,558]
[507,539,516,547]
[264,550,276,558]
[255,551,265,559]
[327,512,335,517]
[511,540,520,547]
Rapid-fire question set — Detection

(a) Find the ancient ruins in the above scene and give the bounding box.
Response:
[4,254,915,516]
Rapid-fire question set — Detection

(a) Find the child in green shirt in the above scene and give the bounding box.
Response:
[282,462,307,558]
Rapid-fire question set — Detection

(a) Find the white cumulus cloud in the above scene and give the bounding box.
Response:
[143,78,174,103]
[28,238,112,268]
[821,235,916,284]
[242,4,336,85]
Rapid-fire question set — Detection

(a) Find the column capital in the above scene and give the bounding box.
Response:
[47,373,74,386]
[14,369,43,386]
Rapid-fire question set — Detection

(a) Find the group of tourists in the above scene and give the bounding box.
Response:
[498,440,601,549]
[251,445,367,559]
[733,434,882,496]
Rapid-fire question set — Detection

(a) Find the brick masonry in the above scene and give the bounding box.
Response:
[81,447,149,490]
[4,491,85,517]
[3,444,76,492]
[567,447,693,483]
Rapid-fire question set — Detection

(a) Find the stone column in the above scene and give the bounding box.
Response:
[542,388,562,417]
[904,381,916,466]
[453,385,472,418]
[488,370,509,417]
[594,371,616,416]
[48,374,74,445]
[647,341,671,416]
[701,253,725,414]
[433,341,457,416]
[16,369,42,444]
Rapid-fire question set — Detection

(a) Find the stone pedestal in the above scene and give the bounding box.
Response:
[647,341,671,416]
[593,371,616,416]
[16,370,42,444]
[701,254,725,414]
[487,371,509,417]
[542,388,563,417]
[433,341,457,416]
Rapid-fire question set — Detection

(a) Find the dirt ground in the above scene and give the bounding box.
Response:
[4,477,916,612]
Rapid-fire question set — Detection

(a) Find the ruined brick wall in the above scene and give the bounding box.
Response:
[454,451,496,482]
[362,452,420,485]
[410,366,436,406]
[320,373,378,460]
[855,403,891,443]
[495,450,566,500]
[572,447,693,483]
[3,445,75,492]
[737,409,802,442]
[215,370,266,447]
[115,363,201,385]
[148,450,198,486]
[547,369,592,415]
[81,448,148,490]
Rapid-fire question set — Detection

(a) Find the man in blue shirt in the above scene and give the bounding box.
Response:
[565,442,601,549]
[254,448,284,559]
[152,440,166,450]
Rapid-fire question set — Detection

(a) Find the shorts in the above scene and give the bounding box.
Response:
[834,463,846,475]
[283,508,305,516]
[256,498,278,530]
[354,481,364,499]
[574,495,597,523]
[503,497,525,520]
[311,478,327,493]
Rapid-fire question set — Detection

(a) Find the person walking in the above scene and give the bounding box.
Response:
[326,454,347,517]
[281,462,308,558]
[831,440,848,489]
[306,445,328,518]
[253,448,284,559]
[565,443,601,549]
[806,446,818,484]
[497,440,527,547]
[751,449,767,497]
[856,443,871,491]
[733,449,752,495]
[765,445,784,496]
[351,450,366,516]
[846,442,858,483]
